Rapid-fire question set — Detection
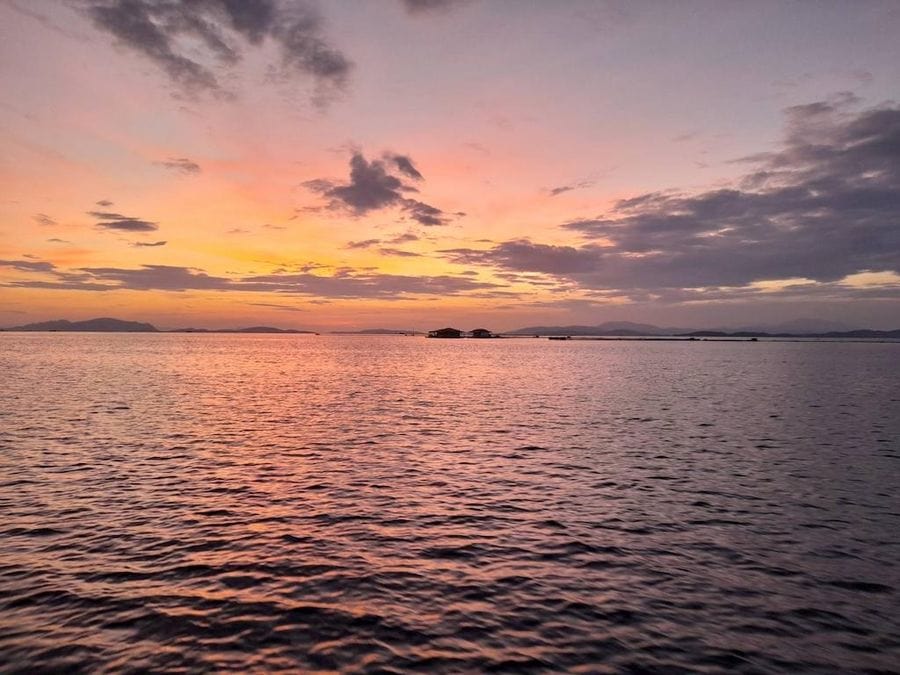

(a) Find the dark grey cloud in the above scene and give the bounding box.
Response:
[442,98,900,301]
[89,210,159,232]
[491,269,576,290]
[83,0,351,97]
[274,3,352,89]
[248,302,305,312]
[0,259,57,273]
[345,238,381,249]
[307,152,412,213]
[441,242,603,275]
[132,240,168,247]
[96,199,114,207]
[158,157,201,174]
[402,0,468,14]
[33,213,57,226]
[378,247,422,257]
[387,232,419,244]
[344,236,422,255]
[402,199,449,226]
[3,261,503,299]
[75,264,228,290]
[305,151,451,225]
[388,153,423,180]
[47,238,71,244]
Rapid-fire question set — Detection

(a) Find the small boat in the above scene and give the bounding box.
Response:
[548,336,571,340]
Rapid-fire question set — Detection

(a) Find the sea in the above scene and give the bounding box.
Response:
[0,333,898,673]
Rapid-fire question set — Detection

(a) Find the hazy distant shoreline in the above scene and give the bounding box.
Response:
[2,317,899,341]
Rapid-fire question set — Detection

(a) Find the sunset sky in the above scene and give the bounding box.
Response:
[2,0,899,330]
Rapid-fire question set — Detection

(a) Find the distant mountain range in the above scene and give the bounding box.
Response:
[732,318,856,334]
[508,320,900,339]
[509,321,687,336]
[680,329,900,339]
[3,317,899,339]
[5,318,159,332]
[508,319,861,336]
[2,317,313,334]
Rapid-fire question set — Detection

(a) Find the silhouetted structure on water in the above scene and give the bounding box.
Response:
[428,327,463,338]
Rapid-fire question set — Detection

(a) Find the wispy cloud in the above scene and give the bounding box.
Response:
[248,302,306,312]
[157,157,200,175]
[378,247,422,257]
[548,180,594,197]
[33,213,57,226]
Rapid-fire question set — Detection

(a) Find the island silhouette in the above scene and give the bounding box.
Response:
[2,318,313,334]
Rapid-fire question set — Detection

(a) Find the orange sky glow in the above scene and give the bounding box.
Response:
[2,1,899,330]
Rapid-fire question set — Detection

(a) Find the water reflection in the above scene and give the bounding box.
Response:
[0,334,897,672]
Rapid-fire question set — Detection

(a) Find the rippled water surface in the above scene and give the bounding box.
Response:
[1,334,898,673]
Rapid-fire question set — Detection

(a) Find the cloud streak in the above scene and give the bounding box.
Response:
[401,0,468,15]
[33,213,57,226]
[0,259,57,273]
[89,210,158,232]
[378,247,422,257]
[548,180,594,197]
[3,261,503,300]
[157,157,201,174]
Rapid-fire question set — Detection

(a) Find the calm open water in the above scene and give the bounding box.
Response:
[0,334,898,673]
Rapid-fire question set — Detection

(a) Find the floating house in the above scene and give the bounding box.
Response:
[470,328,494,338]
[427,327,463,338]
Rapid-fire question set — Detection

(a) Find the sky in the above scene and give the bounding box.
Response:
[1,0,899,331]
